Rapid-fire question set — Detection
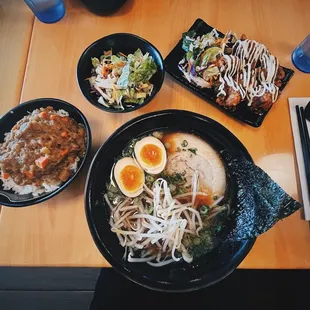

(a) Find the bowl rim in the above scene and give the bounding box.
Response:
[84,109,256,292]
[76,32,165,114]
[0,98,92,207]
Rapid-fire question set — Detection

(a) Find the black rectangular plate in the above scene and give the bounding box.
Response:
[164,18,295,127]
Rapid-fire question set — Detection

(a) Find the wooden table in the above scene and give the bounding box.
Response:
[0,1,34,114]
[0,0,310,268]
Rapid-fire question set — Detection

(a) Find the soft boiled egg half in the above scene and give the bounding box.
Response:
[114,157,145,197]
[134,136,167,175]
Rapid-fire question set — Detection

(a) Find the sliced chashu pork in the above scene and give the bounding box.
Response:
[162,133,226,202]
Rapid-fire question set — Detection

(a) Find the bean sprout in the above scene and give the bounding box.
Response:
[109,171,204,266]
[108,164,229,267]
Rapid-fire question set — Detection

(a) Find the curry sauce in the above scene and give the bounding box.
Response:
[0,107,86,187]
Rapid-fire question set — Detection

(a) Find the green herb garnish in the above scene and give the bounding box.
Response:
[171,173,183,183]
[200,205,210,215]
[182,30,196,52]
[188,148,197,155]
[146,175,155,183]
[215,225,222,233]
[181,140,188,147]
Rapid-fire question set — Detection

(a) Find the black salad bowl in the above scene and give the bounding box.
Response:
[85,109,255,292]
[77,33,165,113]
[0,98,91,207]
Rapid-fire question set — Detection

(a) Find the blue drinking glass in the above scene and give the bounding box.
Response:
[292,34,310,73]
[24,0,66,24]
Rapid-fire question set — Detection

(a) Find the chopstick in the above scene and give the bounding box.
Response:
[300,107,310,156]
[295,105,310,194]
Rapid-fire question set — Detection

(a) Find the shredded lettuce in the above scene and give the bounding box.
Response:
[91,57,100,68]
[179,28,223,88]
[89,48,157,109]
[99,51,112,62]
[186,51,193,61]
[124,98,144,104]
[133,49,143,59]
[116,89,127,97]
[182,30,196,52]
[200,47,222,67]
[115,89,127,103]
[111,55,123,65]
[135,92,147,99]
[129,56,157,84]
[202,66,220,80]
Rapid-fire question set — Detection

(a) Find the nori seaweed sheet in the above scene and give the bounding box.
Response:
[220,150,301,241]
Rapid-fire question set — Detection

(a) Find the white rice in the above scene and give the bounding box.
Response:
[0,157,80,197]
[56,109,69,117]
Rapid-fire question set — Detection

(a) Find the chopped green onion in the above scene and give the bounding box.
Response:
[188,148,197,155]
[193,238,201,245]
[146,175,155,183]
[169,184,177,193]
[181,140,188,147]
[108,184,119,193]
[107,191,114,198]
[215,225,222,233]
[177,187,185,195]
[152,131,163,139]
[200,205,210,215]
[182,238,190,247]
[133,197,140,204]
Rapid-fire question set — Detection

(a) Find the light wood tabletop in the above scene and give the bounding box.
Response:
[0,1,34,114]
[0,0,310,268]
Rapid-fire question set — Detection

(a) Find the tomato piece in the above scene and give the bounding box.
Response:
[60,149,69,157]
[1,172,9,180]
[39,111,48,119]
[24,170,34,178]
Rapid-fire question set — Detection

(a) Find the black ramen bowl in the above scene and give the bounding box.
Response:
[85,109,255,292]
[77,33,165,113]
[0,98,91,207]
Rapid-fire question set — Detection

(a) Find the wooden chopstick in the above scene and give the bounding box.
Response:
[296,105,310,194]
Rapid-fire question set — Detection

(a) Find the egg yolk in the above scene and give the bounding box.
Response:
[120,165,143,191]
[140,144,162,167]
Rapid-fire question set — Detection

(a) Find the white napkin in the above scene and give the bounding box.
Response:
[288,98,310,220]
